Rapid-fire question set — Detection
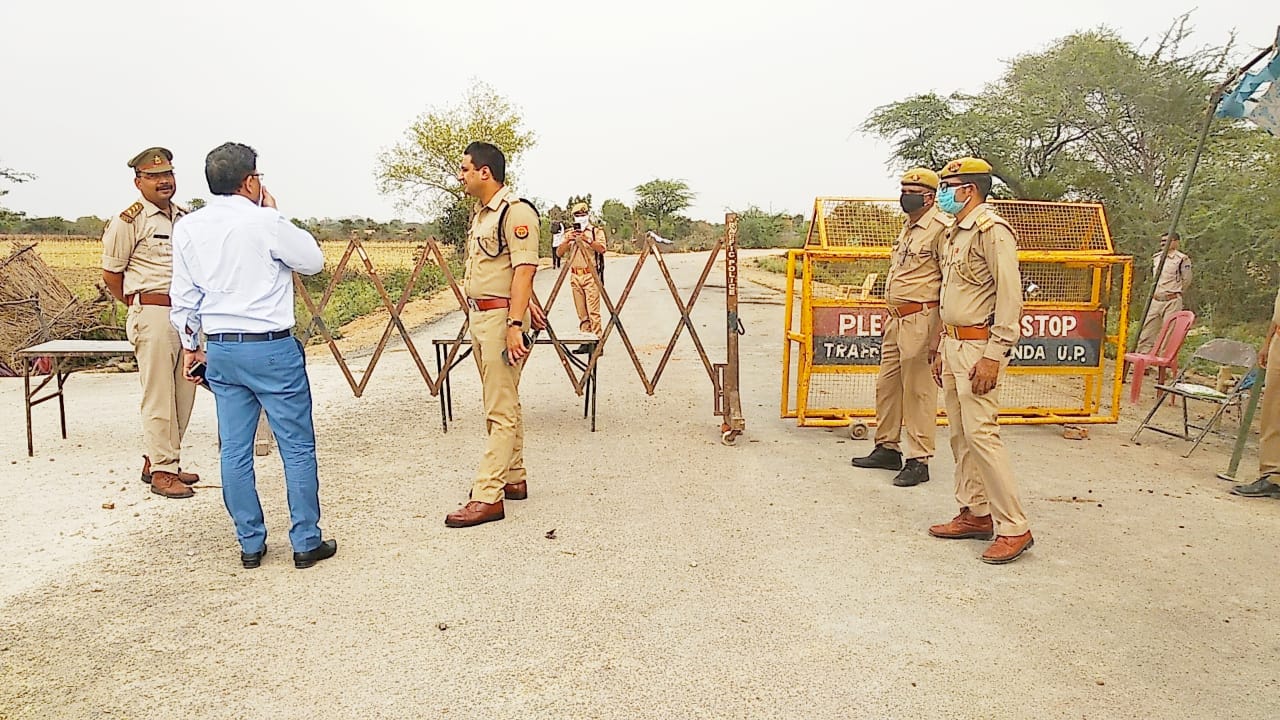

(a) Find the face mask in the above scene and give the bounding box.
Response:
[899,192,927,214]
[936,186,966,215]
[573,215,588,230]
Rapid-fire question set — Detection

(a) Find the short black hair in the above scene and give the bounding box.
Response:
[464,141,506,184]
[1163,231,1181,241]
[205,142,258,196]
[952,173,993,199]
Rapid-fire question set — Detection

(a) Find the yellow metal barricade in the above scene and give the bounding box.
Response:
[781,198,1133,428]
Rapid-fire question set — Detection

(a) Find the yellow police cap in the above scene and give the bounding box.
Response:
[128,147,174,174]
[570,202,589,214]
[939,157,992,179]
[900,168,939,190]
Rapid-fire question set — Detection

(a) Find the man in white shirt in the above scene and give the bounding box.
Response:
[169,142,337,571]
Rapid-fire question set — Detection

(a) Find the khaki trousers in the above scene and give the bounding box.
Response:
[126,304,195,474]
[571,271,603,336]
[1135,296,1183,354]
[470,308,528,503]
[874,309,938,460]
[941,338,1029,537]
[1260,335,1280,479]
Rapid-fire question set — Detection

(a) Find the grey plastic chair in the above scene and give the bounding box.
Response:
[1131,338,1259,458]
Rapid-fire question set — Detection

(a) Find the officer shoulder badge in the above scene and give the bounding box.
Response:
[514,225,530,239]
[120,201,144,224]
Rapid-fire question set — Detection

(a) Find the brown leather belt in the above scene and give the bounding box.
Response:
[128,292,171,307]
[571,267,593,275]
[943,324,990,340]
[888,300,938,318]
[467,297,510,311]
[1154,292,1181,301]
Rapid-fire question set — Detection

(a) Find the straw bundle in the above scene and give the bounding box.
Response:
[0,241,110,373]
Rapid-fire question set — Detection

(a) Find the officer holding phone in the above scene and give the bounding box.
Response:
[444,141,546,529]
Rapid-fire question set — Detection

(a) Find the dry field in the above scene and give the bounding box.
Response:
[2,235,439,300]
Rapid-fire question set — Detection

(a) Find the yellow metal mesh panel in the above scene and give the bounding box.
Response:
[803,372,1104,421]
[808,199,1113,253]
[806,256,892,301]
[1021,262,1096,305]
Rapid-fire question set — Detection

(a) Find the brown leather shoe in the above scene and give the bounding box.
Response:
[503,481,528,501]
[981,532,1034,564]
[928,508,994,540]
[149,471,195,499]
[445,500,505,528]
[141,456,200,486]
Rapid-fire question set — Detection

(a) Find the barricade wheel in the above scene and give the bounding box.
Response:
[849,422,869,440]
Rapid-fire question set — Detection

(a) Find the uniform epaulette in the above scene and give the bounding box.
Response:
[119,202,144,224]
[975,209,1010,234]
[936,212,955,228]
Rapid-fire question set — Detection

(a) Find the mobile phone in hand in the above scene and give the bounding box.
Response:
[501,332,533,366]
[189,360,207,384]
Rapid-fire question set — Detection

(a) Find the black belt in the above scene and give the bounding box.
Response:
[207,330,293,343]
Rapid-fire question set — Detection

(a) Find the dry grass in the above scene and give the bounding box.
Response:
[0,235,440,300]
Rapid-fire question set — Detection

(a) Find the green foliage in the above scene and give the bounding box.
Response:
[862,15,1279,329]
[600,199,633,241]
[755,255,788,274]
[735,207,805,249]
[376,80,536,216]
[187,198,206,210]
[634,179,695,228]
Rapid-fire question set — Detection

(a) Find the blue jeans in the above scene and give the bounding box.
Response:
[206,337,323,554]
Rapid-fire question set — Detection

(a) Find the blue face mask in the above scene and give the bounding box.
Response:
[936,185,966,215]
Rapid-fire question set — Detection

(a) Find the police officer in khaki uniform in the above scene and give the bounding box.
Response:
[101,147,198,499]
[445,141,546,528]
[558,201,606,354]
[926,157,1033,564]
[1231,284,1280,499]
[1134,232,1192,355]
[853,168,950,487]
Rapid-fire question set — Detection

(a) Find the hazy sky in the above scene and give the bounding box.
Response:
[1,1,1274,223]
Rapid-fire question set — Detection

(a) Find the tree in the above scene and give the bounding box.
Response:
[187,198,206,210]
[376,80,537,216]
[1,163,34,220]
[566,194,592,211]
[634,179,695,229]
[600,199,633,240]
[860,16,1280,326]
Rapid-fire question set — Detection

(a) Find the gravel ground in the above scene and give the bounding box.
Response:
[1,250,1277,719]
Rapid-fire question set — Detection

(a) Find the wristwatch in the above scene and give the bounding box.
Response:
[506,317,524,328]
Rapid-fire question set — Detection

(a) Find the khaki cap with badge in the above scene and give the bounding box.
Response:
[900,168,940,190]
[128,147,174,174]
[939,157,992,179]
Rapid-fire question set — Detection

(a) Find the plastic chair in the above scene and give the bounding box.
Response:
[1124,310,1195,404]
[1130,338,1258,457]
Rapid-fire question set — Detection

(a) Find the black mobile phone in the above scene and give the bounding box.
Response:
[189,360,207,383]
[501,332,534,366]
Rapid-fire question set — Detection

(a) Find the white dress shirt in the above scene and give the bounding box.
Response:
[169,195,325,350]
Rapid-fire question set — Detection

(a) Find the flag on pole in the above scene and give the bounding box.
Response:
[1248,83,1280,135]
[1217,30,1280,119]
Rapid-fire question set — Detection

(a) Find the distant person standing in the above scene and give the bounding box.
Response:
[551,221,566,270]
[1231,283,1280,499]
[851,169,950,487]
[100,147,198,500]
[170,142,337,570]
[1135,232,1191,355]
[927,157,1033,565]
[558,202,606,354]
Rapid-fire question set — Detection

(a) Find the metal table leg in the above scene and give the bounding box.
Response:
[24,357,33,457]
[56,359,67,439]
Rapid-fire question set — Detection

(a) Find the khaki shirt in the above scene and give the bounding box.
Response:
[1272,285,1280,326]
[1152,249,1191,296]
[101,197,188,295]
[564,226,604,270]
[940,203,1022,361]
[464,185,540,299]
[886,205,951,305]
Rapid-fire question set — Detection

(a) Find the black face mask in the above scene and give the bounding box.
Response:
[899,192,928,213]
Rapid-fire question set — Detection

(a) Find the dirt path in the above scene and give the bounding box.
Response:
[1,251,1278,719]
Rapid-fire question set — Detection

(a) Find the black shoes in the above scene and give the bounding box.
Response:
[573,344,593,355]
[293,539,338,569]
[241,545,266,569]
[892,459,930,487]
[852,445,903,471]
[1231,477,1280,498]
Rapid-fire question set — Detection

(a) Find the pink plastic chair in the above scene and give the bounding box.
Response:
[1124,310,1195,404]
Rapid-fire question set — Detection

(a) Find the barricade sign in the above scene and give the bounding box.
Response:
[781,198,1134,428]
